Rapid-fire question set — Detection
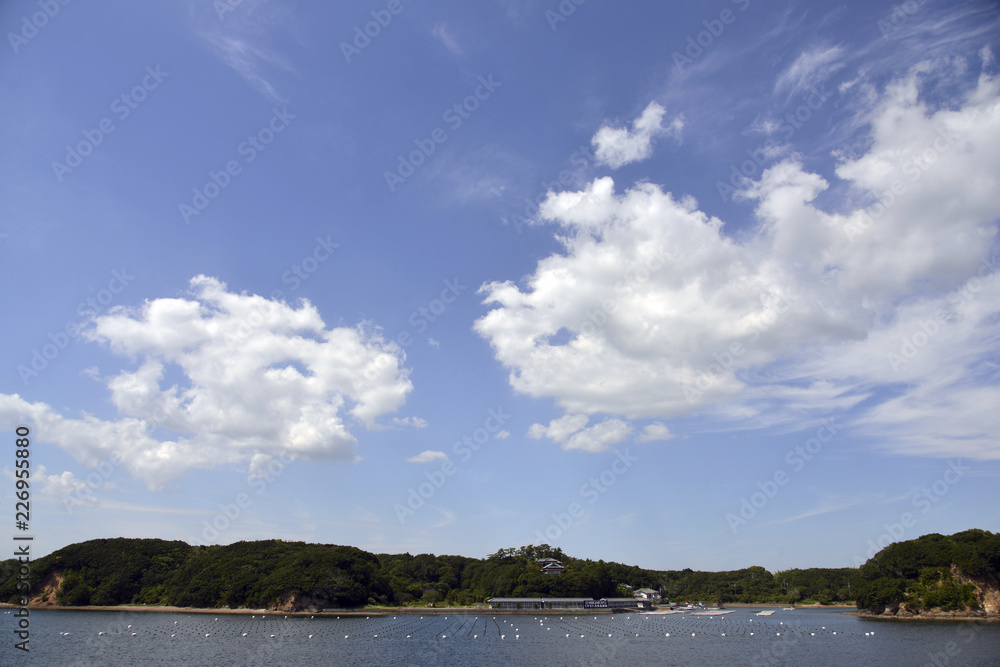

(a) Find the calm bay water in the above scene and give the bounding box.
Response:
[4,607,999,666]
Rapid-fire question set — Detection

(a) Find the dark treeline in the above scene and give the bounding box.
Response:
[0,539,858,609]
[854,529,1000,615]
[2,531,994,611]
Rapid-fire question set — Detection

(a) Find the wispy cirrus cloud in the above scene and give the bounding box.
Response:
[775,44,846,101]
[431,22,463,55]
[187,0,300,101]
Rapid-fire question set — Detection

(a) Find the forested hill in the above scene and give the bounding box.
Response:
[855,529,1000,617]
[3,538,856,611]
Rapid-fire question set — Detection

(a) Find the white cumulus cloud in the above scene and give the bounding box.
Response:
[407,450,449,463]
[477,60,1000,460]
[637,422,675,442]
[527,414,633,452]
[0,276,414,489]
[592,101,680,168]
[563,418,633,453]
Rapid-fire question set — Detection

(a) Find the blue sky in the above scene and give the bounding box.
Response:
[2,0,999,573]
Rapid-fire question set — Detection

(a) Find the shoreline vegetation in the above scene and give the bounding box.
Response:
[2,530,996,622]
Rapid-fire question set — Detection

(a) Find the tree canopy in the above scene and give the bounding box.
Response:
[5,532,992,611]
[855,529,1000,614]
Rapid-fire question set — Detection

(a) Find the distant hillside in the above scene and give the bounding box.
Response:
[855,529,1000,618]
[1,539,860,611]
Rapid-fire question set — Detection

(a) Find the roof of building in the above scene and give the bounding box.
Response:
[634,588,660,595]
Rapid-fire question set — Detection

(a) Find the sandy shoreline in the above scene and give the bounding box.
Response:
[851,610,1000,622]
[3,603,614,616]
[3,602,859,616]
[3,604,383,617]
